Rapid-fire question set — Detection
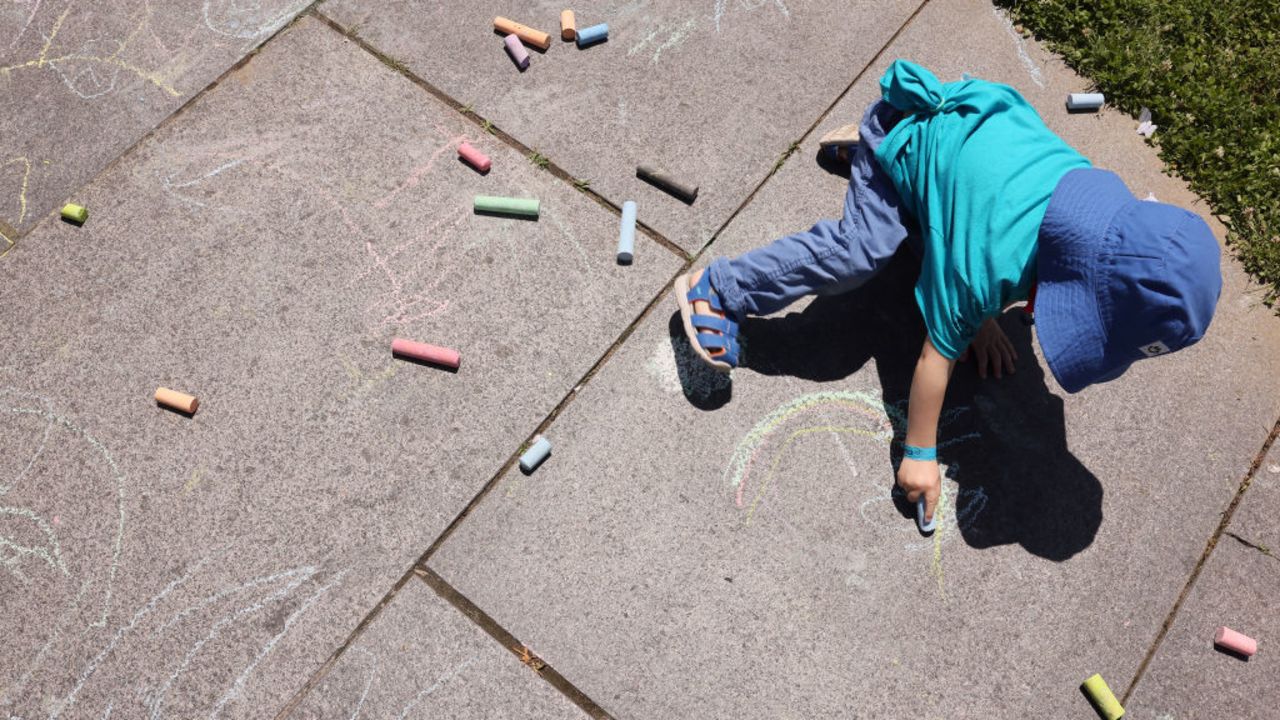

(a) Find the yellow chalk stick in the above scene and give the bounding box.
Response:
[1082,674,1124,720]
[61,203,88,224]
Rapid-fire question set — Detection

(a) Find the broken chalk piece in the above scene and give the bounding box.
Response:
[1066,92,1105,112]
[617,200,637,264]
[155,387,199,415]
[494,16,550,51]
[61,203,88,224]
[519,435,552,473]
[392,338,461,369]
[1081,674,1124,720]
[458,142,492,173]
[1143,192,1158,203]
[636,164,698,204]
[1139,106,1152,124]
[916,497,937,533]
[576,23,608,47]
[1214,626,1257,657]
[504,33,530,70]
[561,10,576,41]
[474,195,539,218]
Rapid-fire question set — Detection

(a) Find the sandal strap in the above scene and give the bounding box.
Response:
[686,273,726,313]
[695,332,741,367]
[691,313,737,336]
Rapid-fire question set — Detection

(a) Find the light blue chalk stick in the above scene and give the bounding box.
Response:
[1066,92,1104,111]
[519,435,552,473]
[576,23,608,47]
[617,200,637,264]
[917,496,937,533]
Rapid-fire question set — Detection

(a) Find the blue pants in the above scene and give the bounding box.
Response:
[708,101,921,319]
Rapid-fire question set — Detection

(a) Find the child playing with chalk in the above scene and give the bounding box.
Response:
[674,60,1222,527]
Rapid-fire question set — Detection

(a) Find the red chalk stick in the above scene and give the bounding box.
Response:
[458,142,491,173]
[392,338,460,369]
[1215,626,1257,657]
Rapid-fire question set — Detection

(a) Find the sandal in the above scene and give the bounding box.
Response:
[818,123,861,149]
[674,271,740,372]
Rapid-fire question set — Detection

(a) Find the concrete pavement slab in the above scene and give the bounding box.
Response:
[429,0,1280,716]
[317,0,927,253]
[1227,440,1280,553]
[287,577,585,719]
[1125,540,1278,719]
[0,15,676,718]
[0,0,313,236]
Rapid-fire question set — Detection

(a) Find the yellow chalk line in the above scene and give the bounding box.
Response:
[745,425,883,525]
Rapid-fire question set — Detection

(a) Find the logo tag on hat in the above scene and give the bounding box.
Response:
[1140,340,1171,357]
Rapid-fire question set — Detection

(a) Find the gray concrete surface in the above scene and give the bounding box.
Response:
[428,0,1280,716]
[1125,540,1277,719]
[287,577,585,719]
[317,0,926,253]
[0,15,675,718]
[0,0,312,237]
[1228,440,1280,554]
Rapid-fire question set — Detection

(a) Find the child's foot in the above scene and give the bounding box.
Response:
[673,268,740,372]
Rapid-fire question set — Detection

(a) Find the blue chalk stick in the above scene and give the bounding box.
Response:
[576,23,608,47]
[519,435,552,473]
[917,496,937,533]
[617,200,637,264]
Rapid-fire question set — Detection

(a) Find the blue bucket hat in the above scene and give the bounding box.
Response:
[1036,168,1222,393]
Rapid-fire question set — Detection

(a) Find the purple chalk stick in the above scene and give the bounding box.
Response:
[504,33,530,70]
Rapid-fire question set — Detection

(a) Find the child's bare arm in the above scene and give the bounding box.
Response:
[897,336,956,521]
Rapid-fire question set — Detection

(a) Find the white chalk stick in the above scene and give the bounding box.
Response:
[1066,92,1105,111]
[519,435,552,473]
[917,496,937,533]
[617,200,636,264]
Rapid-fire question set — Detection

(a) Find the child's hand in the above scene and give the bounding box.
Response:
[959,317,1017,379]
[897,458,941,521]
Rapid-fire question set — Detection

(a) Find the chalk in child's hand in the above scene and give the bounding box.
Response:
[519,435,552,473]
[504,33,530,70]
[458,142,491,173]
[617,200,637,264]
[916,496,937,533]
[1214,626,1257,657]
[493,16,550,50]
[155,387,199,415]
[1081,673,1124,720]
[576,23,608,47]
[561,10,576,41]
[392,338,461,369]
[637,164,698,204]
[61,203,88,224]
[474,195,539,218]
[1066,92,1105,112]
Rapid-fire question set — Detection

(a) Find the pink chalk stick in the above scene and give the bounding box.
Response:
[392,338,460,369]
[504,33,530,70]
[458,142,491,173]
[1215,626,1258,657]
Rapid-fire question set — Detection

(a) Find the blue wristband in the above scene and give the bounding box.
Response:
[904,444,937,461]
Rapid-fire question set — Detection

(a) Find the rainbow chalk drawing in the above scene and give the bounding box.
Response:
[725,390,985,598]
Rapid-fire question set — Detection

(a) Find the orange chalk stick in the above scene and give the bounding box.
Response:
[392,338,461,369]
[560,10,576,41]
[155,387,199,414]
[494,16,550,50]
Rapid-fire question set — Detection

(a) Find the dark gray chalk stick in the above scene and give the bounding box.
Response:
[636,165,698,204]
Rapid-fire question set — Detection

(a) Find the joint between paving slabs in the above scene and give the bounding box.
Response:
[414,567,615,719]
[0,3,323,253]
[1122,414,1280,703]
[309,9,690,263]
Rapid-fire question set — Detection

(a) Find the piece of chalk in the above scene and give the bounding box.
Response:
[458,142,491,173]
[474,195,539,218]
[560,10,576,40]
[1067,92,1105,111]
[576,23,608,47]
[916,496,937,533]
[1214,626,1258,657]
[519,435,552,473]
[494,16,550,50]
[503,33,530,70]
[617,200,637,264]
[392,338,461,369]
[155,387,199,415]
[636,165,698,204]
[61,203,88,224]
[1081,674,1124,720]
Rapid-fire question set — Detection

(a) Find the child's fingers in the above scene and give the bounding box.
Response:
[924,484,941,521]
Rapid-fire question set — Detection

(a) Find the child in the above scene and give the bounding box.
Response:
[674,60,1222,524]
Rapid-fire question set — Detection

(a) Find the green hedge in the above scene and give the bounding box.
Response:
[997,0,1280,305]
